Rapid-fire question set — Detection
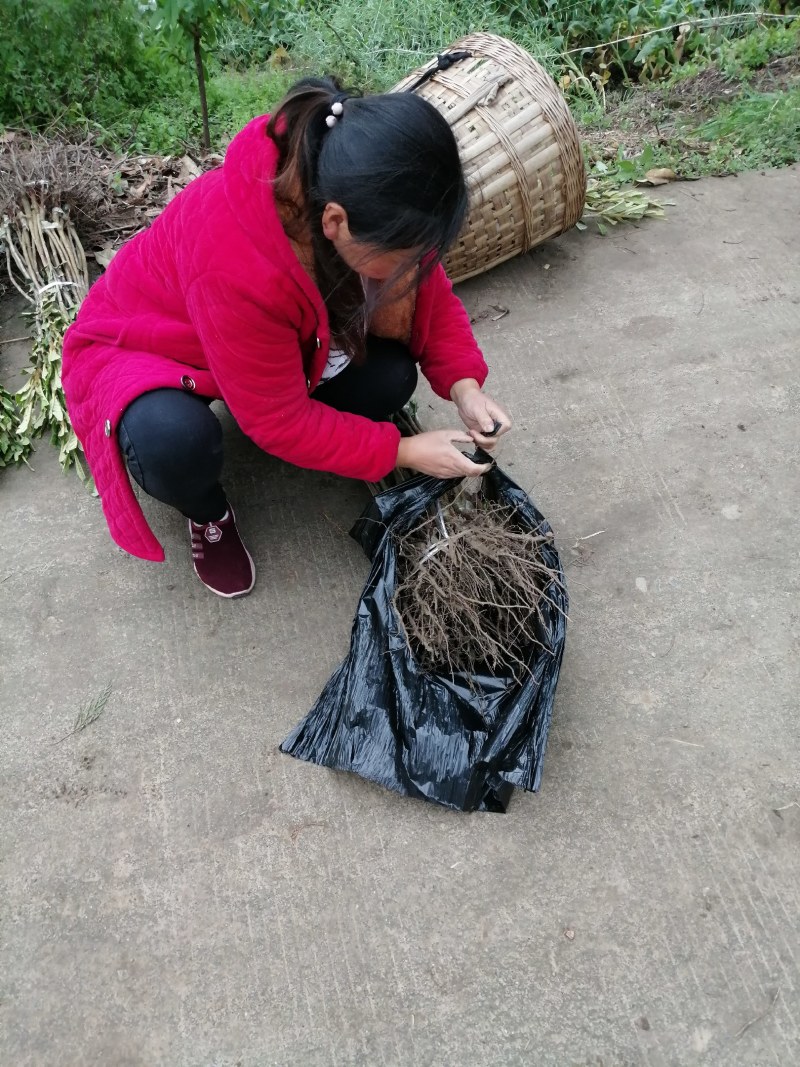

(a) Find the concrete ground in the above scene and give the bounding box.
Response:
[1,165,798,1067]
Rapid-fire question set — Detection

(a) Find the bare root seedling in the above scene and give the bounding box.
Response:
[393,498,565,679]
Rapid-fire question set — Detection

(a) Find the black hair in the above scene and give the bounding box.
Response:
[267,76,468,363]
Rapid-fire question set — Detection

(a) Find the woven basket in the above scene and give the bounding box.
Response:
[392,33,586,283]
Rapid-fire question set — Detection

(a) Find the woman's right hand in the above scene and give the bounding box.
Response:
[396,430,493,479]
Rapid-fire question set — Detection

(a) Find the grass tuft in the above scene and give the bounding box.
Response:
[697,87,800,171]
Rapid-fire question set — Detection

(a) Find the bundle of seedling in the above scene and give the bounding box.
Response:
[393,489,564,680]
[0,137,111,477]
[0,134,216,477]
[367,407,566,683]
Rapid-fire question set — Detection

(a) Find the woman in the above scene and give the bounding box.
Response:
[62,77,512,598]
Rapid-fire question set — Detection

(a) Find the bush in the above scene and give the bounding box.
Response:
[720,19,800,75]
[537,0,761,83]
[699,86,800,169]
[241,0,771,94]
[0,0,190,132]
[205,67,297,143]
[279,0,549,91]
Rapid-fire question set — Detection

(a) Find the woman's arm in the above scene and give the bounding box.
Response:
[414,267,488,398]
[416,267,512,448]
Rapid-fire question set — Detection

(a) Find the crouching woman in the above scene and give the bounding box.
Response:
[62,77,511,598]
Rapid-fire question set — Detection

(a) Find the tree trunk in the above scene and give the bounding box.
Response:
[192,29,210,153]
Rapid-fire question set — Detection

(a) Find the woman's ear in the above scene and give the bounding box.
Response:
[321,202,350,242]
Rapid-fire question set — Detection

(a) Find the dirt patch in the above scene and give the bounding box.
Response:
[580,52,800,164]
[580,89,710,163]
[580,77,720,162]
[660,67,740,109]
[750,52,800,92]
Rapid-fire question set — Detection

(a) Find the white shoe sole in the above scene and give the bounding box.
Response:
[189,512,256,598]
[194,544,256,598]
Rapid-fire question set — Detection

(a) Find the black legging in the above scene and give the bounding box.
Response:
[118,336,418,523]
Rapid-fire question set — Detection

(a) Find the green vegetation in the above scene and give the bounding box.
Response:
[0,0,191,139]
[0,3,797,169]
[540,0,758,81]
[719,18,800,74]
[0,0,797,181]
[698,86,800,169]
[150,0,266,149]
[578,18,800,184]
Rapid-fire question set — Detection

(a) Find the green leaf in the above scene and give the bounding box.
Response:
[638,143,655,171]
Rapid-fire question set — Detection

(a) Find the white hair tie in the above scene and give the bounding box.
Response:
[326,100,345,128]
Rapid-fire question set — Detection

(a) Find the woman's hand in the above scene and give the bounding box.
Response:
[397,430,493,479]
[450,378,512,452]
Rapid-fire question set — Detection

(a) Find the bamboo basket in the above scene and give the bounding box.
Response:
[392,33,587,283]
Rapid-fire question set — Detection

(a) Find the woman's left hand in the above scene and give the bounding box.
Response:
[450,378,512,452]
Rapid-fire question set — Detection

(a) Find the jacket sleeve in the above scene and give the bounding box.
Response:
[186,272,401,481]
[415,266,489,400]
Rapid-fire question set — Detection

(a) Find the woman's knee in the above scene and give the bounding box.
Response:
[119,388,222,491]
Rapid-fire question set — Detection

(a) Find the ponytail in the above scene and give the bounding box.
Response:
[267,77,367,362]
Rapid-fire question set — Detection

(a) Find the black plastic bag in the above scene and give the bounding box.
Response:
[280,464,568,812]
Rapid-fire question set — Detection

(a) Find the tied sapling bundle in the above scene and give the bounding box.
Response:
[0,137,110,478]
[392,486,566,681]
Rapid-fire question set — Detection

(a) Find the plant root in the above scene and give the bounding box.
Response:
[393,498,564,679]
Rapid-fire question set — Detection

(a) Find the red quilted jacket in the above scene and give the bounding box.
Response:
[62,116,488,562]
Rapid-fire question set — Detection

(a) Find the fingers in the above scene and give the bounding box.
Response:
[446,431,475,446]
[485,412,512,436]
[450,446,493,478]
[436,433,492,477]
[404,430,495,479]
[466,460,494,477]
[459,399,513,438]
[469,431,499,451]
[469,423,503,442]
[468,416,510,450]
[452,455,492,477]
[467,410,497,435]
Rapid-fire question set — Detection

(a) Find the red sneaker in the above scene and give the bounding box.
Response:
[189,509,255,598]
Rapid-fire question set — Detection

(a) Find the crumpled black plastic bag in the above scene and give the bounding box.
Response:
[280,464,568,812]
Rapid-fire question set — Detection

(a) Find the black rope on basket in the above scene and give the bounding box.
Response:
[404,50,473,93]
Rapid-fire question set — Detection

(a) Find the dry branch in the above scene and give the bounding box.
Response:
[393,498,564,679]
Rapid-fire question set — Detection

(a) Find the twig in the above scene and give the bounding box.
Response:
[315,12,363,70]
[54,683,113,744]
[394,499,565,679]
[289,820,329,844]
[734,988,779,1040]
[0,335,31,346]
[655,635,676,658]
[321,510,349,537]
